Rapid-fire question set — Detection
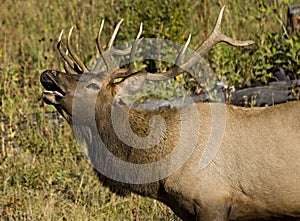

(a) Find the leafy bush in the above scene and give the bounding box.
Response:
[209,32,300,88]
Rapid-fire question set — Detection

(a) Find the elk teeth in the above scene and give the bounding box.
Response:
[54,91,64,97]
[44,90,64,97]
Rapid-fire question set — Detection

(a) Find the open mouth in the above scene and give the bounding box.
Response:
[40,70,66,105]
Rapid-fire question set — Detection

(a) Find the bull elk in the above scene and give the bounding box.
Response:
[40,6,300,221]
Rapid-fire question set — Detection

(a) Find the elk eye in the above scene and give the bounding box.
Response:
[86,83,100,90]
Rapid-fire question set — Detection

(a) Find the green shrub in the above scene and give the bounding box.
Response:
[209,33,300,88]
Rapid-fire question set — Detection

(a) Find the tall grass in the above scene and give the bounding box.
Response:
[0,0,294,220]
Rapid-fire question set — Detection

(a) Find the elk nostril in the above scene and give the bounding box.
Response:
[40,71,49,83]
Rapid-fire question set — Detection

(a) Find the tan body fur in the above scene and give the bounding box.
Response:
[72,86,300,220]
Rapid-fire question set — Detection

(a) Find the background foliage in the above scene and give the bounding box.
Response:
[0,0,299,220]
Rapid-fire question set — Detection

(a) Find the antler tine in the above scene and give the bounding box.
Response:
[95,19,125,72]
[107,19,124,49]
[110,22,143,80]
[181,6,254,71]
[67,26,88,73]
[126,22,143,75]
[57,30,76,70]
[97,20,105,55]
[175,34,191,65]
[62,49,83,74]
[95,19,135,73]
[96,19,111,70]
[194,6,255,57]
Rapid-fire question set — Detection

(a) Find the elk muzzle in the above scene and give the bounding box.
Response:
[40,70,67,105]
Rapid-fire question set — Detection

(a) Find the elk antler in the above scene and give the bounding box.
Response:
[57,6,254,82]
[96,19,124,71]
[58,19,132,75]
[127,22,143,75]
[94,19,141,74]
[110,22,144,80]
[143,6,255,81]
[57,28,88,74]
[57,30,80,74]
[67,27,88,73]
[102,6,254,82]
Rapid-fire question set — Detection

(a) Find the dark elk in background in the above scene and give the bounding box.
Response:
[287,5,300,38]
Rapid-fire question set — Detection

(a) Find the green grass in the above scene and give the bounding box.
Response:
[0,0,296,220]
